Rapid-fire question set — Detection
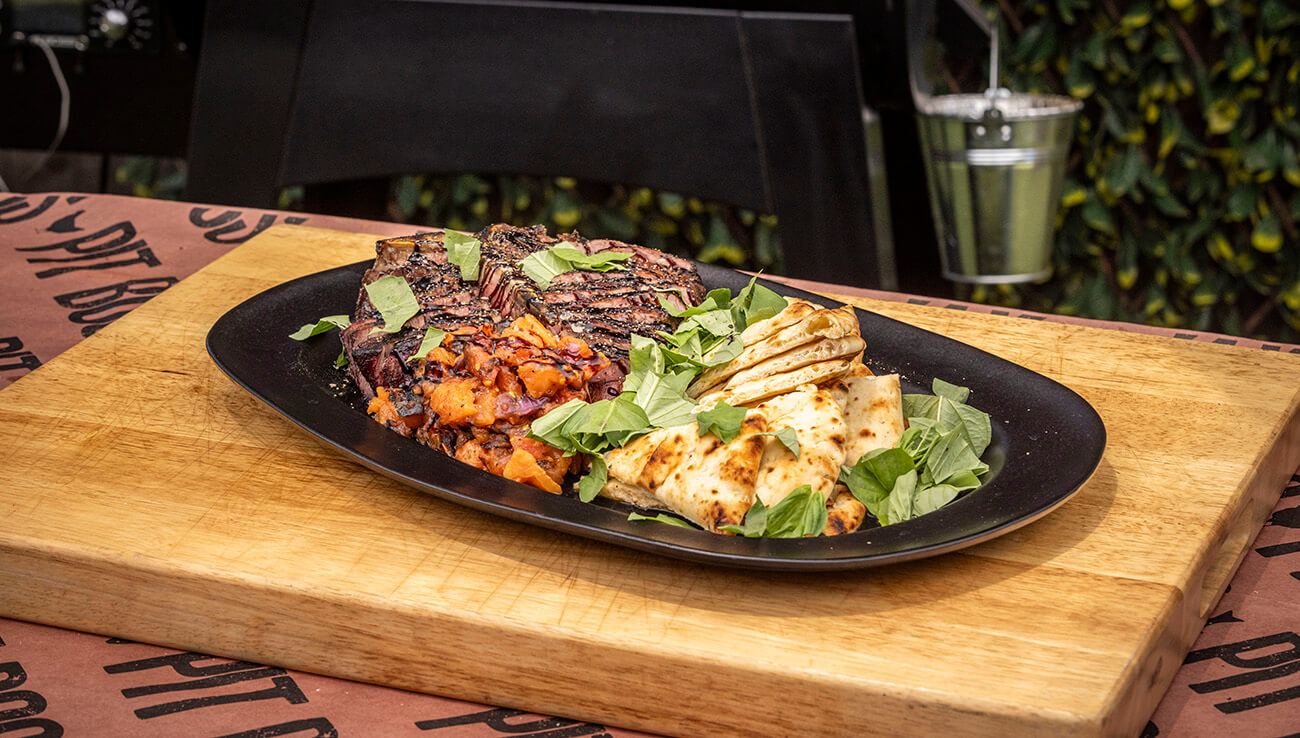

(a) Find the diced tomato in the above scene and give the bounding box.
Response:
[366,387,424,432]
[503,314,559,348]
[502,447,562,494]
[425,347,457,366]
[375,315,610,491]
[425,380,477,425]
[517,360,568,398]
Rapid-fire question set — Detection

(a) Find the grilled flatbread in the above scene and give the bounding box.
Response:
[601,412,769,531]
[824,489,867,535]
[701,358,854,407]
[716,335,865,393]
[705,298,824,361]
[752,386,847,507]
[840,369,905,465]
[692,302,859,397]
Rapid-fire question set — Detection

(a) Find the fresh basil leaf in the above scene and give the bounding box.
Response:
[700,335,744,367]
[563,395,653,455]
[658,287,731,318]
[625,334,664,381]
[527,398,589,453]
[658,329,706,368]
[408,327,447,364]
[840,447,916,517]
[520,248,571,289]
[883,469,920,526]
[695,401,749,443]
[764,485,828,538]
[901,392,938,420]
[910,483,962,517]
[757,428,800,458]
[364,275,421,334]
[556,245,634,272]
[922,425,987,487]
[903,380,991,456]
[579,395,651,439]
[846,378,992,526]
[578,455,608,502]
[334,350,348,369]
[940,469,983,493]
[623,363,696,429]
[520,244,632,288]
[954,403,992,457]
[443,231,481,281]
[933,396,966,430]
[721,497,768,537]
[628,511,697,529]
[623,334,677,401]
[678,309,736,338]
[289,314,350,340]
[731,276,787,330]
[899,417,944,461]
[931,377,970,404]
[530,396,652,456]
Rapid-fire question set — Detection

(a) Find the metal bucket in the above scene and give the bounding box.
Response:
[917,92,1082,284]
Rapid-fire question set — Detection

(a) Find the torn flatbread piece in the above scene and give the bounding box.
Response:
[601,413,768,531]
[691,302,859,397]
[752,386,847,507]
[699,297,824,369]
[717,335,865,393]
[824,489,867,535]
[839,367,905,466]
[700,358,853,407]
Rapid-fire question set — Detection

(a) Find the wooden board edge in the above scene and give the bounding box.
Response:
[1102,384,1300,734]
[0,536,1114,738]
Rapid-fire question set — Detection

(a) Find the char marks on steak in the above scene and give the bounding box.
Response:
[340,232,497,398]
[342,224,706,401]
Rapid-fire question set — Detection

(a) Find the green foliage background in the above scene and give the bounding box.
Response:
[972,0,1300,339]
[118,0,1300,340]
[379,174,784,273]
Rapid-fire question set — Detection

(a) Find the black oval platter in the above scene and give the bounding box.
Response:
[206,260,1106,571]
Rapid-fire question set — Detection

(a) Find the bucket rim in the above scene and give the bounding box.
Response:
[917,92,1083,121]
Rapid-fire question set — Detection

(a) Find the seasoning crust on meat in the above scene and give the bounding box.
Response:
[343,224,706,492]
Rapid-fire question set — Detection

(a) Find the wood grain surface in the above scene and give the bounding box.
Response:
[2,225,1298,736]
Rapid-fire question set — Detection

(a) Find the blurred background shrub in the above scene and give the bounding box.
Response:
[964,0,1300,340]
[114,0,1298,340]
[379,174,782,274]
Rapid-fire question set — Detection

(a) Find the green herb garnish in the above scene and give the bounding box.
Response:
[408,327,447,364]
[627,511,696,528]
[694,401,749,443]
[758,428,801,458]
[722,485,826,538]
[731,276,788,330]
[289,315,350,340]
[364,275,421,335]
[443,231,481,281]
[622,335,698,428]
[839,379,990,525]
[520,244,634,288]
[720,497,768,537]
[527,395,651,456]
[577,455,608,502]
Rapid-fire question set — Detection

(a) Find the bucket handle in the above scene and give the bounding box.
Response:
[906,0,997,109]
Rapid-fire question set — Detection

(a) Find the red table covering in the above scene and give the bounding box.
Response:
[1,192,1297,737]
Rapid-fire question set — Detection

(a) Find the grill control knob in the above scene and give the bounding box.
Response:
[99,8,129,42]
[87,0,156,52]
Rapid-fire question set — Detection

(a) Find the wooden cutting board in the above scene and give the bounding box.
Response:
[2,225,1298,737]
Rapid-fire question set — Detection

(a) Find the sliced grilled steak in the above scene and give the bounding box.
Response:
[341,232,497,397]
[342,224,706,402]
